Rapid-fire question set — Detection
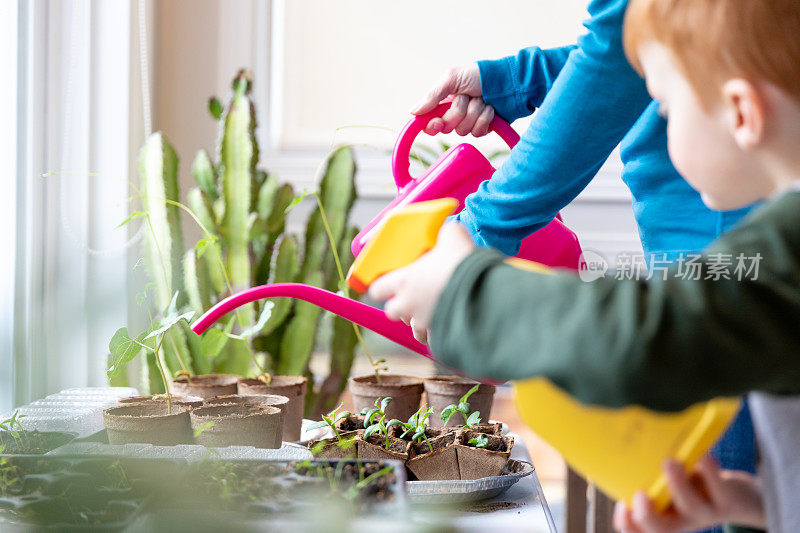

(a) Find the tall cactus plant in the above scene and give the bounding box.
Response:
[127,70,362,414]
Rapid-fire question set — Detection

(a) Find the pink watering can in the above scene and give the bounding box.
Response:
[191,103,583,378]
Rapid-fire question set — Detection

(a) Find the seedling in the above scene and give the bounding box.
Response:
[345,464,395,501]
[193,421,215,438]
[307,403,351,441]
[361,398,403,450]
[440,384,482,429]
[0,452,20,496]
[107,291,195,411]
[397,405,435,453]
[0,411,29,452]
[468,433,490,449]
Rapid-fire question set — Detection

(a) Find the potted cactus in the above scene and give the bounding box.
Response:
[111,69,365,419]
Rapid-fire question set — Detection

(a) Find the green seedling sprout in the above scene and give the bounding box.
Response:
[361,397,403,450]
[468,433,490,449]
[0,411,29,452]
[193,421,215,438]
[397,405,435,453]
[306,402,351,441]
[107,291,195,412]
[440,384,482,429]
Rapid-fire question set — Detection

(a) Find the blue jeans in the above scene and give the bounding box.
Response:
[698,400,757,533]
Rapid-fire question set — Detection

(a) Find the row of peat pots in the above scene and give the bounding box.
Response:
[311,374,514,482]
[102,374,308,448]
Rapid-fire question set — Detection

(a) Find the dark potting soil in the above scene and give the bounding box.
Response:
[460,431,510,452]
[410,430,456,456]
[0,431,75,455]
[335,415,365,433]
[363,434,408,454]
[391,425,452,441]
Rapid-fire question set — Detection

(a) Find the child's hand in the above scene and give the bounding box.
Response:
[369,223,475,344]
[411,63,495,137]
[613,456,765,533]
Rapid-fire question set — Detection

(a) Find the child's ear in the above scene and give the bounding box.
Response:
[722,79,766,150]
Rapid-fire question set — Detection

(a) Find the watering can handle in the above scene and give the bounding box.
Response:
[392,101,521,190]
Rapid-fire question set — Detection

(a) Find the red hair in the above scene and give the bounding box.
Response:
[624,0,800,107]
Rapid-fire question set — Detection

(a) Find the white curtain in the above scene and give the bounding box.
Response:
[8,0,140,408]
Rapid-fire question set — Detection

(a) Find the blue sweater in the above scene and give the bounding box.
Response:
[456,0,752,259]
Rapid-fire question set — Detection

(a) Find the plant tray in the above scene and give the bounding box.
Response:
[406,459,534,503]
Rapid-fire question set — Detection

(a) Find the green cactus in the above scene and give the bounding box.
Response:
[123,70,362,417]
[276,270,325,376]
[139,132,184,310]
[220,72,255,299]
[191,149,217,201]
[308,226,361,415]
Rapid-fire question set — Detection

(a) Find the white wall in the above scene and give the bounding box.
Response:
[153,0,642,264]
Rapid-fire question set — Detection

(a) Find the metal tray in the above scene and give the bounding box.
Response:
[406,459,534,503]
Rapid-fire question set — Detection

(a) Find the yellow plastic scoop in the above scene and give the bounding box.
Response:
[508,257,740,511]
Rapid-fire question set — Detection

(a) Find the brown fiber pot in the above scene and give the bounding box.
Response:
[424,376,495,427]
[334,415,365,434]
[356,434,410,462]
[238,376,307,442]
[171,374,239,399]
[118,394,204,408]
[455,430,514,480]
[349,374,423,422]
[103,404,192,445]
[203,394,289,448]
[406,431,459,481]
[306,430,360,459]
[190,404,282,449]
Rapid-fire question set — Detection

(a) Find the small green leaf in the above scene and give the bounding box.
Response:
[440,405,456,425]
[468,433,489,448]
[364,408,379,425]
[284,189,312,214]
[306,420,331,431]
[465,411,482,428]
[333,410,351,424]
[380,397,392,413]
[107,328,145,378]
[145,310,194,340]
[386,419,403,429]
[457,401,471,414]
[199,328,229,359]
[117,211,145,228]
[363,425,380,440]
[195,235,218,259]
[193,421,215,437]
[208,97,223,120]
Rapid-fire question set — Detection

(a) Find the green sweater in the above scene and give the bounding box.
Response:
[431,190,800,412]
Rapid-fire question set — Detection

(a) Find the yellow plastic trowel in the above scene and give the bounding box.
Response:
[346,198,740,511]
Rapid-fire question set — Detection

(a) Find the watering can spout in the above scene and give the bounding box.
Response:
[190,283,430,356]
